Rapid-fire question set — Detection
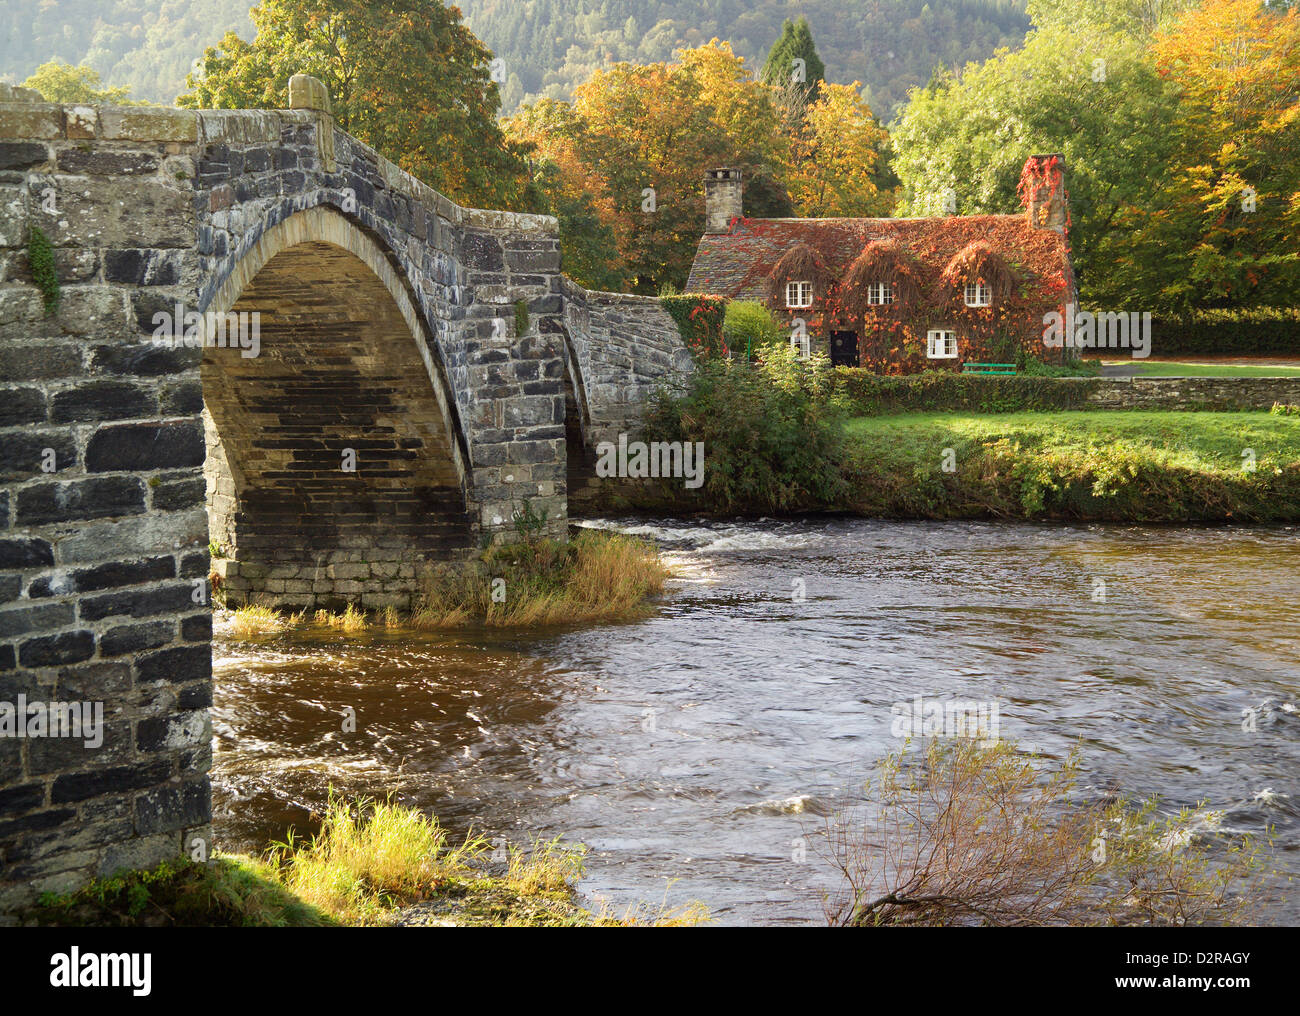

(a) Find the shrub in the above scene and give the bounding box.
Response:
[642,344,850,512]
[723,300,780,359]
[826,739,1267,927]
[1020,354,1102,378]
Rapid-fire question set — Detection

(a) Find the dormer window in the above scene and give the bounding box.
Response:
[866,282,895,306]
[927,329,958,359]
[964,282,992,307]
[785,281,814,309]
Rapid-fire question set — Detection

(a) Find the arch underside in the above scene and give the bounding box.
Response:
[204,237,474,610]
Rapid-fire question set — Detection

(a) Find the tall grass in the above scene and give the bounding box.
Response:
[221,531,668,636]
[412,529,668,628]
[270,796,482,925]
[29,796,708,927]
[228,603,287,636]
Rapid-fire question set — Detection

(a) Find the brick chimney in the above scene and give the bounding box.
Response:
[1024,153,1068,233]
[704,168,744,233]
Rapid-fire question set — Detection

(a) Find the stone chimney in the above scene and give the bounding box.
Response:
[1024,153,1068,233]
[704,168,744,233]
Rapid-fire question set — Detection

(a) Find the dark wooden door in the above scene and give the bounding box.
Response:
[830,330,858,367]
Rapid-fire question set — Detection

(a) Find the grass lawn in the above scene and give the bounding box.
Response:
[1100,360,1300,377]
[842,410,1300,521]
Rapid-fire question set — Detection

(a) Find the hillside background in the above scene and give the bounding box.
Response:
[0,0,1030,117]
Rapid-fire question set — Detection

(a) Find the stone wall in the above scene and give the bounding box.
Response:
[560,281,693,447]
[1083,376,1300,411]
[559,283,692,508]
[0,93,213,917]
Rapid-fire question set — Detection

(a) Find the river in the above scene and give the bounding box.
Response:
[211,518,1300,925]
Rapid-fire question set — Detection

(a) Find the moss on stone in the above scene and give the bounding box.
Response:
[28,224,59,316]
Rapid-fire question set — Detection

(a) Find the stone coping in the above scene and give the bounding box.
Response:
[0,98,556,235]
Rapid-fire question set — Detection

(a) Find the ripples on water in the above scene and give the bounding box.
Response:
[212,518,1300,925]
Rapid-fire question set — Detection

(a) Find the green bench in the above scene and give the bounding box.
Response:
[961,362,1017,375]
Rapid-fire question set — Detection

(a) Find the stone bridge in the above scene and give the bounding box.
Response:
[0,77,689,913]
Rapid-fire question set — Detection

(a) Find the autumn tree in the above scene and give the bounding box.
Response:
[677,40,793,217]
[1124,0,1300,310]
[567,59,733,291]
[506,98,628,291]
[786,82,896,217]
[505,36,896,291]
[507,41,786,292]
[177,0,530,210]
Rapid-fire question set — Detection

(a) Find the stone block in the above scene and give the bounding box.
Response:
[98,107,197,143]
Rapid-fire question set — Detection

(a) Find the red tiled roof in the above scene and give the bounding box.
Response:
[684,214,1071,303]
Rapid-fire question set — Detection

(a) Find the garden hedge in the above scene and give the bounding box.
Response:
[834,369,1101,416]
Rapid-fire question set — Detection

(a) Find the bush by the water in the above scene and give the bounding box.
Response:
[643,345,851,512]
[828,739,1267,927]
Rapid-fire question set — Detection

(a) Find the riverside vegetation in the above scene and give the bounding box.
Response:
[224,526,669,635]
[630,347,1300,522]
[828,739,1270,927]
[25,796,709,927]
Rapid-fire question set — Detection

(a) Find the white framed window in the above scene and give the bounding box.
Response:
[785,280,813,309]
[866,282,895,306]
[927,329,958,359]
[964,281,992,307]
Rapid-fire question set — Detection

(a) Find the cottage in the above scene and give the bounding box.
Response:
[684,156,1077,372]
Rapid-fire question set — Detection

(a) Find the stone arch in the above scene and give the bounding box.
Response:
[557,321,598,508]
[200,206,475,610]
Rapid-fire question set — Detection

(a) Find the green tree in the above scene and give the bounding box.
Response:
[890,22,1179,307]
[21,61,138,103]
[760,16,826,95]
[177,0,530,210]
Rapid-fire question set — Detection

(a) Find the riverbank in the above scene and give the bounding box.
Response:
[586,407,1300,523]
[624,352,1300,523]
[23,797,708,927]
[842,409,1300,522]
